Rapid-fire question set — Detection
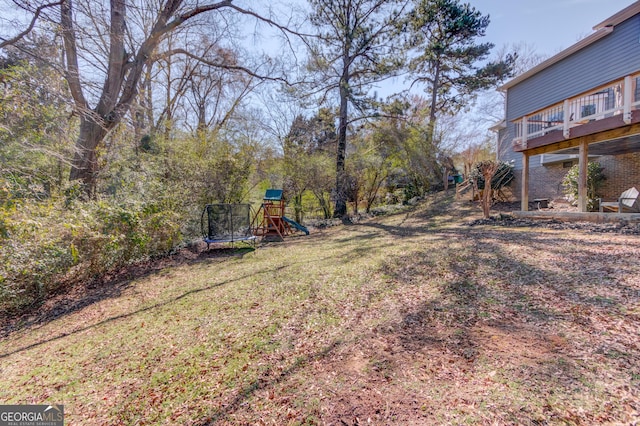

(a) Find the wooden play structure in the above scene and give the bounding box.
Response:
[251,189,309,242]
[201,190,309,248]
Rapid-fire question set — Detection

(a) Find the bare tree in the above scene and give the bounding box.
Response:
[181,42,265,138]
[2,0,300,196]
[474,42,547,126]
[477,160,499,218]
[0,1,63,49]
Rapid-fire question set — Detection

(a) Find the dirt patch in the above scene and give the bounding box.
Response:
[307,321,577,425]
[471,324,559,365]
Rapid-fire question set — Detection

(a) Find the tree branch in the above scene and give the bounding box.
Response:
[225,4,316,49]
[163,0,233,33]
[0,1,63,49]
[163,48,296,85]
[60,0,88,110]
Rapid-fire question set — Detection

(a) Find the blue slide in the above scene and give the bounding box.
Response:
[282,216,310,235]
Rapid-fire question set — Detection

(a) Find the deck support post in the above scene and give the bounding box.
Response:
[521,152,529,211]
[563,99,570,138]
[624,75,632,124]
[578,140,589,212]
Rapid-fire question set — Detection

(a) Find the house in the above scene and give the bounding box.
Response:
[496,1,640,212]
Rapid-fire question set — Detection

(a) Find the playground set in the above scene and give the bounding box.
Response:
[201,189,309,249]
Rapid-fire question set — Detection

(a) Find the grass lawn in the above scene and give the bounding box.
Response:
[1,192,639,425]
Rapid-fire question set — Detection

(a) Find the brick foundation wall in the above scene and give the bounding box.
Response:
[508,162,573,202]
[598,152,640,198]
[508,152,640,202]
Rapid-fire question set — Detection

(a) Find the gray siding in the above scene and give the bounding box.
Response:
[498,14,640,170]
[497,127,520,167]
[496,126,543,170]
[506,15,640,122]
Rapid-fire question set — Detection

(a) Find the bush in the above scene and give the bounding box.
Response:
[470,161,515,190]
[0,197,184,313]
[562,162,606,212]
[0,129,265,313]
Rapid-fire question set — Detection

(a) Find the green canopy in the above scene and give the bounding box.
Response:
[264,189,283,201]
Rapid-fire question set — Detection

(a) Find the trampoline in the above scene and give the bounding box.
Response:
[201,204,257,249]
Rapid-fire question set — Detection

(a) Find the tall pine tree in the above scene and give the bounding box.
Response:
[307,0,409,218]
[407,0,515,142]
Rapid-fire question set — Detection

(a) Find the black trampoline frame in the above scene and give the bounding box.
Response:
[200,203,256,249]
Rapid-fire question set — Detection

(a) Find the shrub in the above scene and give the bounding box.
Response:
[562,162,606,212]
[470,161,515,191]
[0,197,184,313]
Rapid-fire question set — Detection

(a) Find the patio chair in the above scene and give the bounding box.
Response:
[599,187,640,213]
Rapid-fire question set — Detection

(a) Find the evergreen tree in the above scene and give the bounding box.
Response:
[307,0,409,218]
[407,0,515,142]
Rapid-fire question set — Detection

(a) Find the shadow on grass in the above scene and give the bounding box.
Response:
[373,224,640,421]
[342,192,475,240]
[0,247,349,359]
[0,246,255,338]
[354,220,435,239]
[196,340,342,425]
[0,267,261,359]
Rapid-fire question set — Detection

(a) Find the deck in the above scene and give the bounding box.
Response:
[511,73,640,156]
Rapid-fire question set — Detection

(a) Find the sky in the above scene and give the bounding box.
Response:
[431,0,637,143]
[470,0,635,56]
[363,0,636,102]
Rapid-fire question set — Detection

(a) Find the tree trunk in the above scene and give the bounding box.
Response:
[69,115,109,196]
[314,190,331,219]
[426,57,441,145]
[479,162,499,219]
[481,185,492,218]
[353,188,358,215]
[164,40,173,140]
[132,63,154,146]
[443,166,449,191]
[334,69,349,218]
[66,0,126,193]
[294,193,303,223]
[365,170,386,213]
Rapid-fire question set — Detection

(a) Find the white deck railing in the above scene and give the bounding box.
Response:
[512,73,640,148]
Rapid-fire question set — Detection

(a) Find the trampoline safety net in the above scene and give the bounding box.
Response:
[201,204,254,244]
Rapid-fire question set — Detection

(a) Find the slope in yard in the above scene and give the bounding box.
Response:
[1,192,639,425]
